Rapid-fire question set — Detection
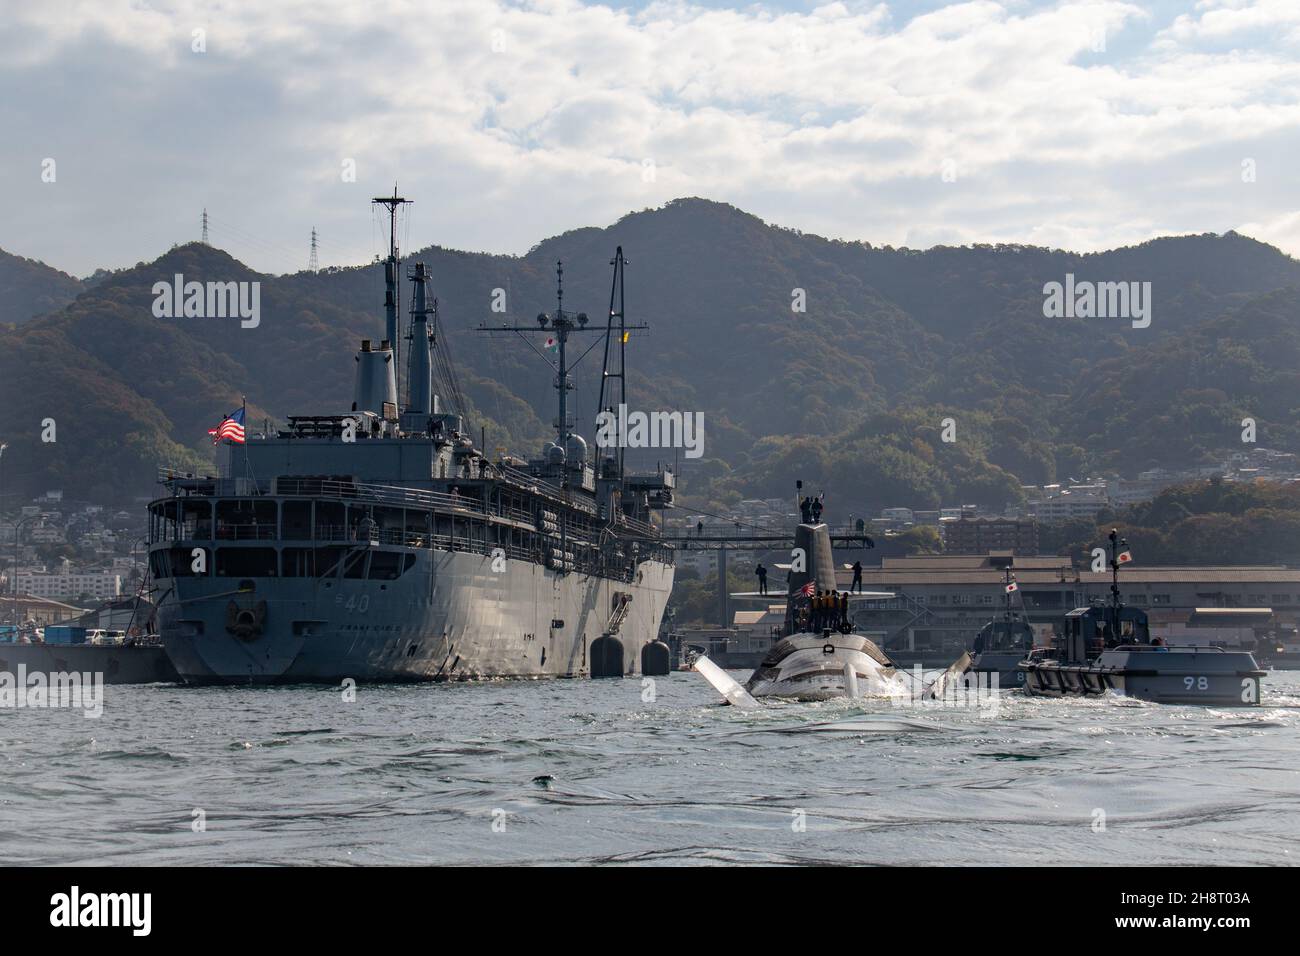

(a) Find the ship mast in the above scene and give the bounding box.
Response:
[477,254,648,471]
[1003,564,1015,625]
[596,247,629,479]
[372,186,411,405]
[1107,527,1128,640]
[553,261,575,454]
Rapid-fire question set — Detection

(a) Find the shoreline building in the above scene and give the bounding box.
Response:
[942,516,1038,555]
[840,552,1300,660]
[14,571,122,603]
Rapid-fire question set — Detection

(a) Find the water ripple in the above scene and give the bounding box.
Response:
[2,670,1299,864]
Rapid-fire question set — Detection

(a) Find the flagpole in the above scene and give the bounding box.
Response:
[241,395,252,491]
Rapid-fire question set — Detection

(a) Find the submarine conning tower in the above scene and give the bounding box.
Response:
[785,522,838,634]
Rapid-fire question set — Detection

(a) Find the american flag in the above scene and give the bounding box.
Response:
[800,581,816,597]
[208,407,246,444]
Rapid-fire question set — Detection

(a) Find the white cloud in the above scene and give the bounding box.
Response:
[1,0,1297,274]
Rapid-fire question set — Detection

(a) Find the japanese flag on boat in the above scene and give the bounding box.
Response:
[543,336,558,353]
[799,581,816,597]
[1117,550,1133,564]
[1005,580,1018,593]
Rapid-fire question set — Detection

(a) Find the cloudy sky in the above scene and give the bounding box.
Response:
[2,0,1298,276]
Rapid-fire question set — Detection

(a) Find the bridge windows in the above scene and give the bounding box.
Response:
[149,546,211,577]
[150,500,180,542]
[215,500,277,540]
[215,548,278,577]
[282,547,317,577]
[315,501,345,541]
[181,500,212,539]
[282,500,312,539]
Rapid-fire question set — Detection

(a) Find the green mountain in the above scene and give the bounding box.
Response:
[0,249,83,326]
[2,199,1299,513]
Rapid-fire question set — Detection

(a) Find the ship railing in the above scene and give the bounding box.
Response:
[275,476,575,527]
[496,464,567,499]
[495,464,598,516]
[613,514,658,538]
[213,524,278,541]
[1118,643,1233,652]
[166,472,603,527]
[307,525,535,562]
[272,476,489,515]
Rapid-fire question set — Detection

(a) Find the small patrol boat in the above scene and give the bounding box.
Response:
[1019,531,1265,707]
[967,557,1034,690]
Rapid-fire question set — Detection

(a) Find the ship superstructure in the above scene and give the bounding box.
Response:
[147,197,675,683]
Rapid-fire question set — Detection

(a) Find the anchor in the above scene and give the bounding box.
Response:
[225,596,268,641]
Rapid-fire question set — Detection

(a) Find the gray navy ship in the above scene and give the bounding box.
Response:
[148,194,675,684]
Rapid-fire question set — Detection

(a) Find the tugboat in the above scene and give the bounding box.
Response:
[1020,531,1265,706]
[967,556,1035,689]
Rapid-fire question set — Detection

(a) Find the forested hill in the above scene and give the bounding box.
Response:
[2,198,1299,511]
[0,248,83,326]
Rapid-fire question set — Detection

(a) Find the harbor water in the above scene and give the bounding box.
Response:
[3,671,1299,865]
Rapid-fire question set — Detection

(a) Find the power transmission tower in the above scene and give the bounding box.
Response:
[201,208,209,245]
[308,227,319,272]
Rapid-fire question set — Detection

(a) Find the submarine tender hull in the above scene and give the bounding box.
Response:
[158,548,673,684]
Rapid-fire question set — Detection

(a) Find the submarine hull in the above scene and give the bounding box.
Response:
[744,632,906,701]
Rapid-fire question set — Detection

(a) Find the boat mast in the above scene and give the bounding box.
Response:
[1003,565,1014,625]
[372,186,411,406]
[596,247,628,479]
[553,261,574,455]
[477,253,648,469]
[1107,527,1127,640]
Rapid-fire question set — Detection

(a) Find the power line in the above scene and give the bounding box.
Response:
[308,227,319,272]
